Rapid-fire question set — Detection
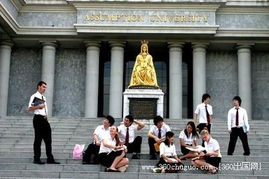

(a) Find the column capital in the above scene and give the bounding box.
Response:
[192,42,209,49]
[84,41,101,48]
[109,41,125,48]
[0,40,13,47]
[167,42,184,49]
[236,43,254,50]
[40,41,57,48]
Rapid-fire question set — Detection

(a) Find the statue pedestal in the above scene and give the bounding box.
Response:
[123,88,164,119]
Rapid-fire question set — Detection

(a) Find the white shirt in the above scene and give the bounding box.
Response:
[204,137,222,158]
[28,91,48,116]
[93,125,110,143]
[149,124,171,138]
[99,135,116,154]
[159,142,177,157]
[227,106,249,131]
[194,103,213,124]
[179,130,197,145]
[118,124,138,143]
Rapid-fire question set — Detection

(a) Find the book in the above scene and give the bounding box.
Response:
[31,97,45,106]
[186,145,206,153]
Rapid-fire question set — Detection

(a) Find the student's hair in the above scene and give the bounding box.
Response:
[111,126,120,146]
[37,81,47,89]
[105,115,115,126]
[200,129,209,136]
[233,96,242,106]
[164,131,174,147]
[125,115,134,124]
[184,121,199,139]
[153,116,163,126]
[202,93,211,102]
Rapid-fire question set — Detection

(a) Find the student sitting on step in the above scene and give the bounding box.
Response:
[118,115,145,159]
[148,116,171,160]
[82,115,114,164]
[155,131,183,173]
[98,126,129,172]
[191,129,222,174]
[179,121,199,160]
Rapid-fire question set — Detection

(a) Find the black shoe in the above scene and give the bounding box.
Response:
[33,160,45,164]
[243,153,250,156]
[82,161,91,165]
[132,154,140,159]
[47,160,60,164]
[150,155,157,160]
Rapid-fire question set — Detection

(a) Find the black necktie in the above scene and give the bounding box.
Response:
[236,108,239,126]
[125,127,129,146]
[205,105,210,124]
[158,129,161,139]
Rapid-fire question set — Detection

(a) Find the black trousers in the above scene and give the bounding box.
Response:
[197,123,211,133]
[33,115,54,161]
[148,137,158,156]
[83,143,100,163]
[227,127,250,155]
[127,136,142,154]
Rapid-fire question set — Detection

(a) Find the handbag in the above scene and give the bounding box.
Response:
[72,144,85,159]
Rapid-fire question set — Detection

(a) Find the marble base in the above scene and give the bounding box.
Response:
[123,88,164,119]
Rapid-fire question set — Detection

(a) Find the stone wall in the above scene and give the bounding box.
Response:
[252,52,269,120]
[206,50,238,120]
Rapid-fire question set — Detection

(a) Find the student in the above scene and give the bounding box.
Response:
[155,131,183,173]
[82,115,115,164]
[98,126,129,172]
[148,116,171,160]
[28,81,60,164]
[179,121,199,160]
[194,93,213,133]
[191,129,222,174]
[227,96,250,156]
[118,115,145,159]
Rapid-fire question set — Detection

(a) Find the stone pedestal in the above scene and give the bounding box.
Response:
[123,89,164,119]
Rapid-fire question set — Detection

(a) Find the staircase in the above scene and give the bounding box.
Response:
[0,116,269,178]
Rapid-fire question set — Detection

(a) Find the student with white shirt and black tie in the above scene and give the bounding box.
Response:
[28,81,60,164]
[82,115,115,164]
[194,93,213,133]
[148,116,171,160]
[227,96,250,156]
[118,115,145,159]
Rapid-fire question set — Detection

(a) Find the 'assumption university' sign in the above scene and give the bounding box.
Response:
[74,3,220,34]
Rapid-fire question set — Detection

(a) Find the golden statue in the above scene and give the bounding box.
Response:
[129,40,159,88]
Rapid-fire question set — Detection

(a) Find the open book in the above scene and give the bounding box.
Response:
[186,145,206,153]
[112,145,127,152]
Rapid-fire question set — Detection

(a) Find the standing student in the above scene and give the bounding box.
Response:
[148,116,171,160]
[191,130,222,174]
[227,96,250,156]
[194,93,213,133]
[155,131,183,173]
[118,115,145,159]
[98,126,129,172]
[28,81,60,164]
[179,121,199,160]
[82,115,115,164]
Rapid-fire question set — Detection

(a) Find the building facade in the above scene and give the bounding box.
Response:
[0,0,269,120]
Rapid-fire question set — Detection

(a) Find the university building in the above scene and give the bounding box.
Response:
[0,0,269,120]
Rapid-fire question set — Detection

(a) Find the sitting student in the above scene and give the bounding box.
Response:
[155,131,183,173]
[179,121,199,160]
[191,129,222,174]
[148,116,171,160]
[98,126,129,172]
[118,115,145,159]
[82,115,114,164]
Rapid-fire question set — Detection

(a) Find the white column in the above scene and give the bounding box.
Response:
[192,44,207,111]
[0,41,13,117]
[85,42,100,118]
[237,45,252,119]
[109,42,125,119]
[168,42,183,119]
[41,42,56,117]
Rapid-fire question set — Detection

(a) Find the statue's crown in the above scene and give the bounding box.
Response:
[141,40,148,45]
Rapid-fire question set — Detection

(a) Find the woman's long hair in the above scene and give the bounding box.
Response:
[184,121,199,139]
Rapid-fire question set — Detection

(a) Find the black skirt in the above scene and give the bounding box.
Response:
[98,150,123,168]
[205,156,221,168]
[180,144,192,155]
